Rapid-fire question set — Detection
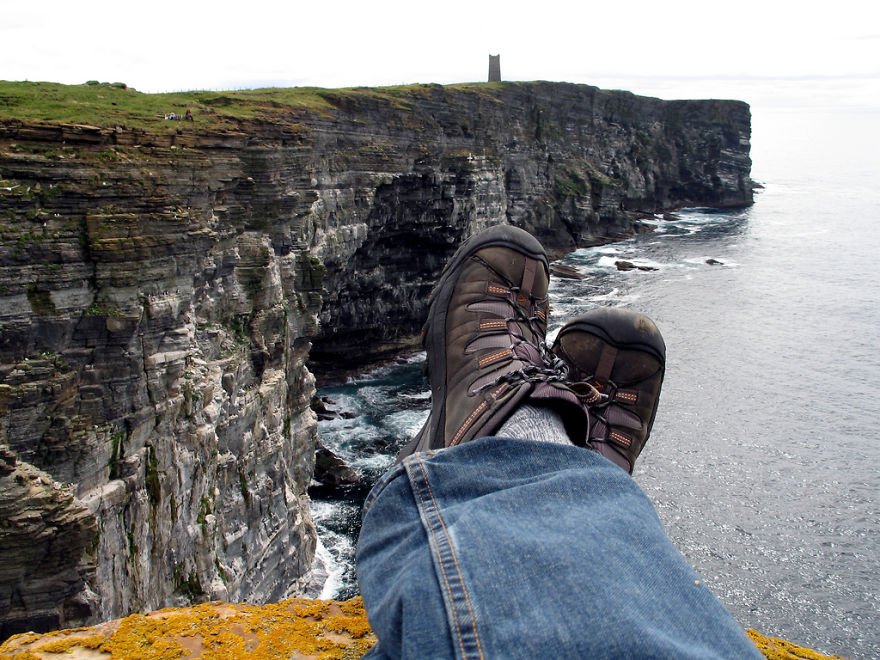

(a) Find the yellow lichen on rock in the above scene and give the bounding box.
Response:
[1,599,845,660]
[747,629,846,660]
[0,598,376,659]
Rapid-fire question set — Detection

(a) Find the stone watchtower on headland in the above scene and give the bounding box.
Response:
[488,54,501,82]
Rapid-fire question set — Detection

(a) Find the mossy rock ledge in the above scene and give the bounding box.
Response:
[0,597,842,659]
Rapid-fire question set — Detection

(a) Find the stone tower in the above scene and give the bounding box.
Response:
[488,54,501,82]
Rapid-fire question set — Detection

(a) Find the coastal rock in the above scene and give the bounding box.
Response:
[311,396,341,421]
[0,122,324,633]
[0,457,98,639]
[550,263,586,280]
[0,81,752,635]
[313,443,361,487]
[706,258,724,265]
[615,260,658,272]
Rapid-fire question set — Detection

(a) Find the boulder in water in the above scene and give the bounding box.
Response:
[313,443,361,487]
[615,260,658,272]
[550,263,585,280]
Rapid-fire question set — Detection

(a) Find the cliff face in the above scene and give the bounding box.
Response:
[0,81,751,636]
[306,83,752,364]
[0,122,323,637]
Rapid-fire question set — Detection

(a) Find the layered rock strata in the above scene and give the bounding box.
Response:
[0,81,751,636]
[0,121,323,638]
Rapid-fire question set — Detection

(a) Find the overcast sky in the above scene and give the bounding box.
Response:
[3,0,878,113]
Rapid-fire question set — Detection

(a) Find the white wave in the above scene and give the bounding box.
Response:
[359,385,398,408]
[589,290,640,305]
[653,211,729,234]
[596,245,624,255]
[596,255,622,269]
[403,352,427,364]
[399,390,430,402]
[314,535,344,600]
[345,352,425,384]
[354,453,397,472]
[321,424,383,458]
[569,247,593,259]
[308,501,354,600]
[383,409,430,441]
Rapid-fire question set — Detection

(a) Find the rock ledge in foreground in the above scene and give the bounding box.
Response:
[0,598,845,660]
[0,598,374,659]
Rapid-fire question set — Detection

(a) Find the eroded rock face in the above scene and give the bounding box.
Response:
[0,82,751,635]
[0,452,98,639]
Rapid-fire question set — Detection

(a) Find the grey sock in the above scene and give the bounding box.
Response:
[496,404,572,445]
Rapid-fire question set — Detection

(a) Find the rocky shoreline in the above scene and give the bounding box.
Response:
[0,80,752,636]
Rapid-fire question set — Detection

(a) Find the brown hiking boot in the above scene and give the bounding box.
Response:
[551,307,666,473]
[398,225,588,459]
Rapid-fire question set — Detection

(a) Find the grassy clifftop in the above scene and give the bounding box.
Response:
[0,80,507,132]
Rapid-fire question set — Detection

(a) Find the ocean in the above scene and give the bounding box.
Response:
[311,107,880,659]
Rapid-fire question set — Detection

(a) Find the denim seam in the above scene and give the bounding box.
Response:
[362,463,407,515]
[407,455,485,660]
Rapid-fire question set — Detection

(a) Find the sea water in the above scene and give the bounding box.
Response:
[311,108,880,659]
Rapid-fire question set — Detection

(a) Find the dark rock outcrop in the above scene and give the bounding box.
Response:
[549,263,586,280]
[0,459,98,639]
[0,81,751,635]
[313,443,361,488]
[615,260,659,272]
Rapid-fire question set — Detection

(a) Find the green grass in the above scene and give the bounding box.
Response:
[0,80,509,132]
[0,80,337,131]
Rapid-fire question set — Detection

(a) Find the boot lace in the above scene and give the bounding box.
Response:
[475,286,583,392]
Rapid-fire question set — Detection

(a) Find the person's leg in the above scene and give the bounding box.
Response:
[357,438,762,659]
[358,224,757,657]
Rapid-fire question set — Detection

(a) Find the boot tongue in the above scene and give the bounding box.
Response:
[512,340,542,364]
[526,381,590,447]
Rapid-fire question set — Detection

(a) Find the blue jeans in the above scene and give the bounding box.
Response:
[356,437,762,659]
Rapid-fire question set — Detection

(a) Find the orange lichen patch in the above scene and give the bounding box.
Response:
[25,634,105,653]
[747,629,846,660]
[0,620,123,659]
[0,598,376,659]
[0,601,839,660]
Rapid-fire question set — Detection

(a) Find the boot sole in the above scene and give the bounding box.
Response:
[556,307,666,365]
[554,307,666,470]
